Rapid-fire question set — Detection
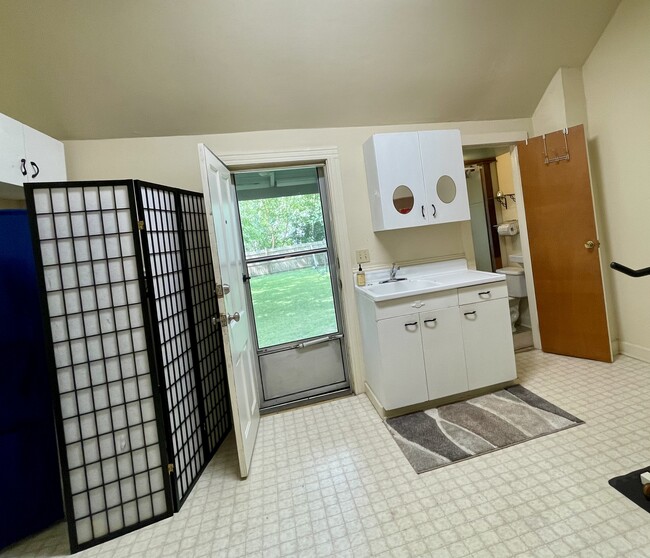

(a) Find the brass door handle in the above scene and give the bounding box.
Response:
[585,240,600,249]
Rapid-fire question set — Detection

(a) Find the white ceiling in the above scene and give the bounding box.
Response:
[0,0,620,140]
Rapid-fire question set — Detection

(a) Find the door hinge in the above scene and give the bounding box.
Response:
[137,220,145,231]
[219,313,228,327]
[167,463,174,474]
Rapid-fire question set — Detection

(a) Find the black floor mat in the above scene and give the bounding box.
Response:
[609,467,650,513]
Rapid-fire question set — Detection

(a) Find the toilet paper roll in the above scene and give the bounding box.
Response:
[497,222,519,236]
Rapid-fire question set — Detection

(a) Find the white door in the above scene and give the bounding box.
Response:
[0,113,26,186]
[376,313,428,410]
[419,130,470,224]
[23,124,67,183]
[198,144,260,478]
[420,307,468,399]
[369,132,428,230]
[460,299,516,390]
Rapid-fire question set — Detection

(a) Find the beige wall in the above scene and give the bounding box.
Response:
[582,0,650,361]
[64,118,531,390]
[0,197,26,209]
[532,67,589,136]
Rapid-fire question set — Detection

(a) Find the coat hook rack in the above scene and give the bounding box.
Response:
[543,128,570,165]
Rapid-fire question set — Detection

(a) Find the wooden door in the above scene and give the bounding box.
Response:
[198,145,261,478]
[517,125,612,362]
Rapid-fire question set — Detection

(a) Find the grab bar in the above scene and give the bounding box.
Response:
[610,262,650,278]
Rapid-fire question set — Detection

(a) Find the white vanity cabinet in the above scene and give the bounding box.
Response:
[421,307,469,399]
[375,313,429,409]
[363,129,470,231]
[356,275,516,414]
[0,112,66,189]
[458,284,517,390]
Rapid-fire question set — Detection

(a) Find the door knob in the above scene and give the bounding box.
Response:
[585,240,599,249]
[228,312,240,324]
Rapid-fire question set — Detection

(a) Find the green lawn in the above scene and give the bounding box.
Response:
[249,266,338,348]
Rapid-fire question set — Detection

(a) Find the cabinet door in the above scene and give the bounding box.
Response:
[376,313,428,410]
[419,130,470,224]
[0,113,26,186]
[23,125,66,183]
[460,298,516,391]
[421,307,468,399]
[369,133,427,230]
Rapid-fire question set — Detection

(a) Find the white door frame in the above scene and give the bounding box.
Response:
[461,131,544,350]
[216,147,363,395]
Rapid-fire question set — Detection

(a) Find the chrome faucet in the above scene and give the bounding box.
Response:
[379,263,405,283]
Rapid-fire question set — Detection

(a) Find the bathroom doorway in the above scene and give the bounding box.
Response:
[232,165,350,410]
[464,148,533,350]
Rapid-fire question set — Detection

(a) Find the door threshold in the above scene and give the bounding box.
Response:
[260,388,353,415]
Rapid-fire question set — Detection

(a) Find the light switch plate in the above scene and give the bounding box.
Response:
[356,249,370,264]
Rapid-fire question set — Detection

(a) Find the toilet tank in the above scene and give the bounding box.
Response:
[496,266,527,297]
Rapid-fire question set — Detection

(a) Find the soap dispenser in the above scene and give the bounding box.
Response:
[356,264,366,287]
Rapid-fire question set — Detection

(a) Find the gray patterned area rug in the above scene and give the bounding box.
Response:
[386,385,583,474]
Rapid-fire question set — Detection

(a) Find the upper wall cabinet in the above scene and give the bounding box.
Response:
[0,113,66,188]
[363,130,470,231]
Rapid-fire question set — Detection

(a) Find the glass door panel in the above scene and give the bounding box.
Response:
[247,253,338,349]
[234,165,349,408]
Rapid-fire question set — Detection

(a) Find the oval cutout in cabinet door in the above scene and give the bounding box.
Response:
[393,185,414,214]
[437,175,457,204]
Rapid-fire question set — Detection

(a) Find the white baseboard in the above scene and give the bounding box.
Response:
[618,341,650,364]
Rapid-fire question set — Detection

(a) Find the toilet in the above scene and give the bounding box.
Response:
[496,262,527,333]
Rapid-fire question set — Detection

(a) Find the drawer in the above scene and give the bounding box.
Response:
[375,289,458,320]
[457,282,507,305]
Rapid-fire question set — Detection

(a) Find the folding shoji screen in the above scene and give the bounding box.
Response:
[25,180,231,553]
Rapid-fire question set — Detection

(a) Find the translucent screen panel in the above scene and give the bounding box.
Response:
[179,192,232,454]
[247,252,339,348]
[139,186,204,505]
[29,184,171,552]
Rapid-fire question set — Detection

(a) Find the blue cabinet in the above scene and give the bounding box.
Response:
[0,210,63,550]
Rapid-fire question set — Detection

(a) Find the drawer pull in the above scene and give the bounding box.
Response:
[404,321,418,328]
[423,318,437,324]
[464,311,477,317]
[478,291,491,296]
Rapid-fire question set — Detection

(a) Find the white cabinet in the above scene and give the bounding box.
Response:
[460,297,517,390]
[376,314,428,409]
[0,114,26,186]
[356,279,516,413]
[0,113,66,188]
[421,307,468,399]
[363,129,469,231]
[419,131,471,225]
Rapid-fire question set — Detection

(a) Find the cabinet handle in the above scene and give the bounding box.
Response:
[30,161,40,179]
[421,205,425,219]
[404,321,418,328]
[431,203,437,218]
[478,291,491,296]
[20,158,27,176]
[464,311,477,317]
[423,318,437,324]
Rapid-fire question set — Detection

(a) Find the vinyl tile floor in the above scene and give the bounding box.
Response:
[4,350,650,557]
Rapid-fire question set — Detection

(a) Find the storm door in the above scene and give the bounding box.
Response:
[233,166,349,409]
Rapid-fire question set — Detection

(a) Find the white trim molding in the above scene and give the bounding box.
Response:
[216,146,365,396]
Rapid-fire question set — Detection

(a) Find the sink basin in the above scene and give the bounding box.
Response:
[364,278,440,298]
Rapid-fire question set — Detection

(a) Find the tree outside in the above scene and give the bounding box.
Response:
[238,193,325,255]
